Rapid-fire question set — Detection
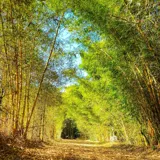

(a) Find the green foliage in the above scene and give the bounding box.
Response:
[52,0,160,145]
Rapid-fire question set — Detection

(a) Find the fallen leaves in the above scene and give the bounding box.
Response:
[21,140,160,160]
[1,139,160,160]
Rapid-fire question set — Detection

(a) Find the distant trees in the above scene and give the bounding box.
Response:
[61,119,80,139]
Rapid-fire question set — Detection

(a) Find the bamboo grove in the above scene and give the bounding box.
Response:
[0,0,160,146]
[0,0,63,140]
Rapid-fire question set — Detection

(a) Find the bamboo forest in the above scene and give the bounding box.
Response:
[0,0,160,159]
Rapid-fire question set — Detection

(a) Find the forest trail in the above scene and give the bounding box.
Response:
[19,140,160,160]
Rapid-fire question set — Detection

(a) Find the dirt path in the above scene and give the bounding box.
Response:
[19,140,160,160]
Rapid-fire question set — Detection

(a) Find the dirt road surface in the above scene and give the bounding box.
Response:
[19,140,160,160]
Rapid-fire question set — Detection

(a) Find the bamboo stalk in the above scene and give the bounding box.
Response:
[24,13,65,138]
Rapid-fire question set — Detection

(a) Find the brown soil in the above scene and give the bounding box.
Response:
[1,139,160,160]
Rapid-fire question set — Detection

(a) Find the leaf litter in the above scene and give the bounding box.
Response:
[1,139,160,160]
